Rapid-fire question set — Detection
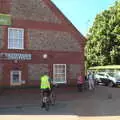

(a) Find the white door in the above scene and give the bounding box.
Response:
[53,64,66,84]
[10,70,21,86]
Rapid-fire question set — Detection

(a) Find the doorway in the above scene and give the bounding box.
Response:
[10,70,21,86]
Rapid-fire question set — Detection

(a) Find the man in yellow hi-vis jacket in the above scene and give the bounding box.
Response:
[40,73,51,108]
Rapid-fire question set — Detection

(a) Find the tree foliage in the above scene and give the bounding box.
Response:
[86,1,120,68]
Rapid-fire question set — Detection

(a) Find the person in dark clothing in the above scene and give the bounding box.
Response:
[77,74,84,92]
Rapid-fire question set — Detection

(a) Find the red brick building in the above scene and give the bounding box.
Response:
[0,0,86,88]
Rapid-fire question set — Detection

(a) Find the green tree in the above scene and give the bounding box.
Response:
[86,1,120,68]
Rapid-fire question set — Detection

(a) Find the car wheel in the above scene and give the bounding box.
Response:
[108,81,114,87]
[105,83,108,86]
[97,78,101,84]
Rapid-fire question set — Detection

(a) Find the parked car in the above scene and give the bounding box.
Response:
[114,72,120,87]
[95,72,120,87]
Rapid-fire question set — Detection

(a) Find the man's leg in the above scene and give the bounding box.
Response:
[91,80,95,89]
[79,84,83,92]
[41,90,45,108]
[77,84,80,91]
[89,80,92,90]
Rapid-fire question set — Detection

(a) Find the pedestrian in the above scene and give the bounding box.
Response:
[92,71,96,87]
[77,74,84,92]
[88,71,95,90]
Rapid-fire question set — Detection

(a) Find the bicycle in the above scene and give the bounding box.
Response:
[49,87,56,105]
[41,85,56,111]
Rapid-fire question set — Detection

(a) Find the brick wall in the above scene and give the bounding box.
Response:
[0,64,3,92]
[66,64,80,85]
[28,64,48,81]
[0,27,3,49]
[68,64,81,79]
[10,0,61,24]
[0,0,10,13]
[0,64,3,81]
[28,30,80,52]
[0,64,3,84]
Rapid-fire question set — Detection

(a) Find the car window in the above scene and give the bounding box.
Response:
[98,74,104,76]
[114,72,120,79]
[108,72,114,77]
[106,75,109,77]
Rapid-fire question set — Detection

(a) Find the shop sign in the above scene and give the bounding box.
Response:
[0,14,11,25]
[0,53,32,60]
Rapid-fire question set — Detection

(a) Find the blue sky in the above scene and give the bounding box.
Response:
[51,0,116,36]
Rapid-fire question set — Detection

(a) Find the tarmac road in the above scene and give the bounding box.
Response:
[0,86,120,120]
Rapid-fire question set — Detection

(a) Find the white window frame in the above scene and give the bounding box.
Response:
[53,64,67,84]
[10,70,22,86]
[8,28,24,49]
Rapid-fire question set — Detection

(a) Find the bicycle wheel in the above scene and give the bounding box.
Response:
[50,92,56,105]
[45,101,49,111]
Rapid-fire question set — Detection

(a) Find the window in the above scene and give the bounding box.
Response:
[99,74,104,76]
[53,64,66,84]
[8,28,24,49]
[0,0,4,12]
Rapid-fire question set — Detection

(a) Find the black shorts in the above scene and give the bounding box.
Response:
[41,88,51,97]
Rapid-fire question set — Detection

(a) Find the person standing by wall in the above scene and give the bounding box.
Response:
[88,71,95,90]
[77,74,84,92]
[92,71,96,88]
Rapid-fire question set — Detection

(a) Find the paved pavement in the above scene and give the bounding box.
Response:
[0,86,120,120]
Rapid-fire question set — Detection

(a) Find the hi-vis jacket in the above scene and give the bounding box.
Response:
[40,75,50,89]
